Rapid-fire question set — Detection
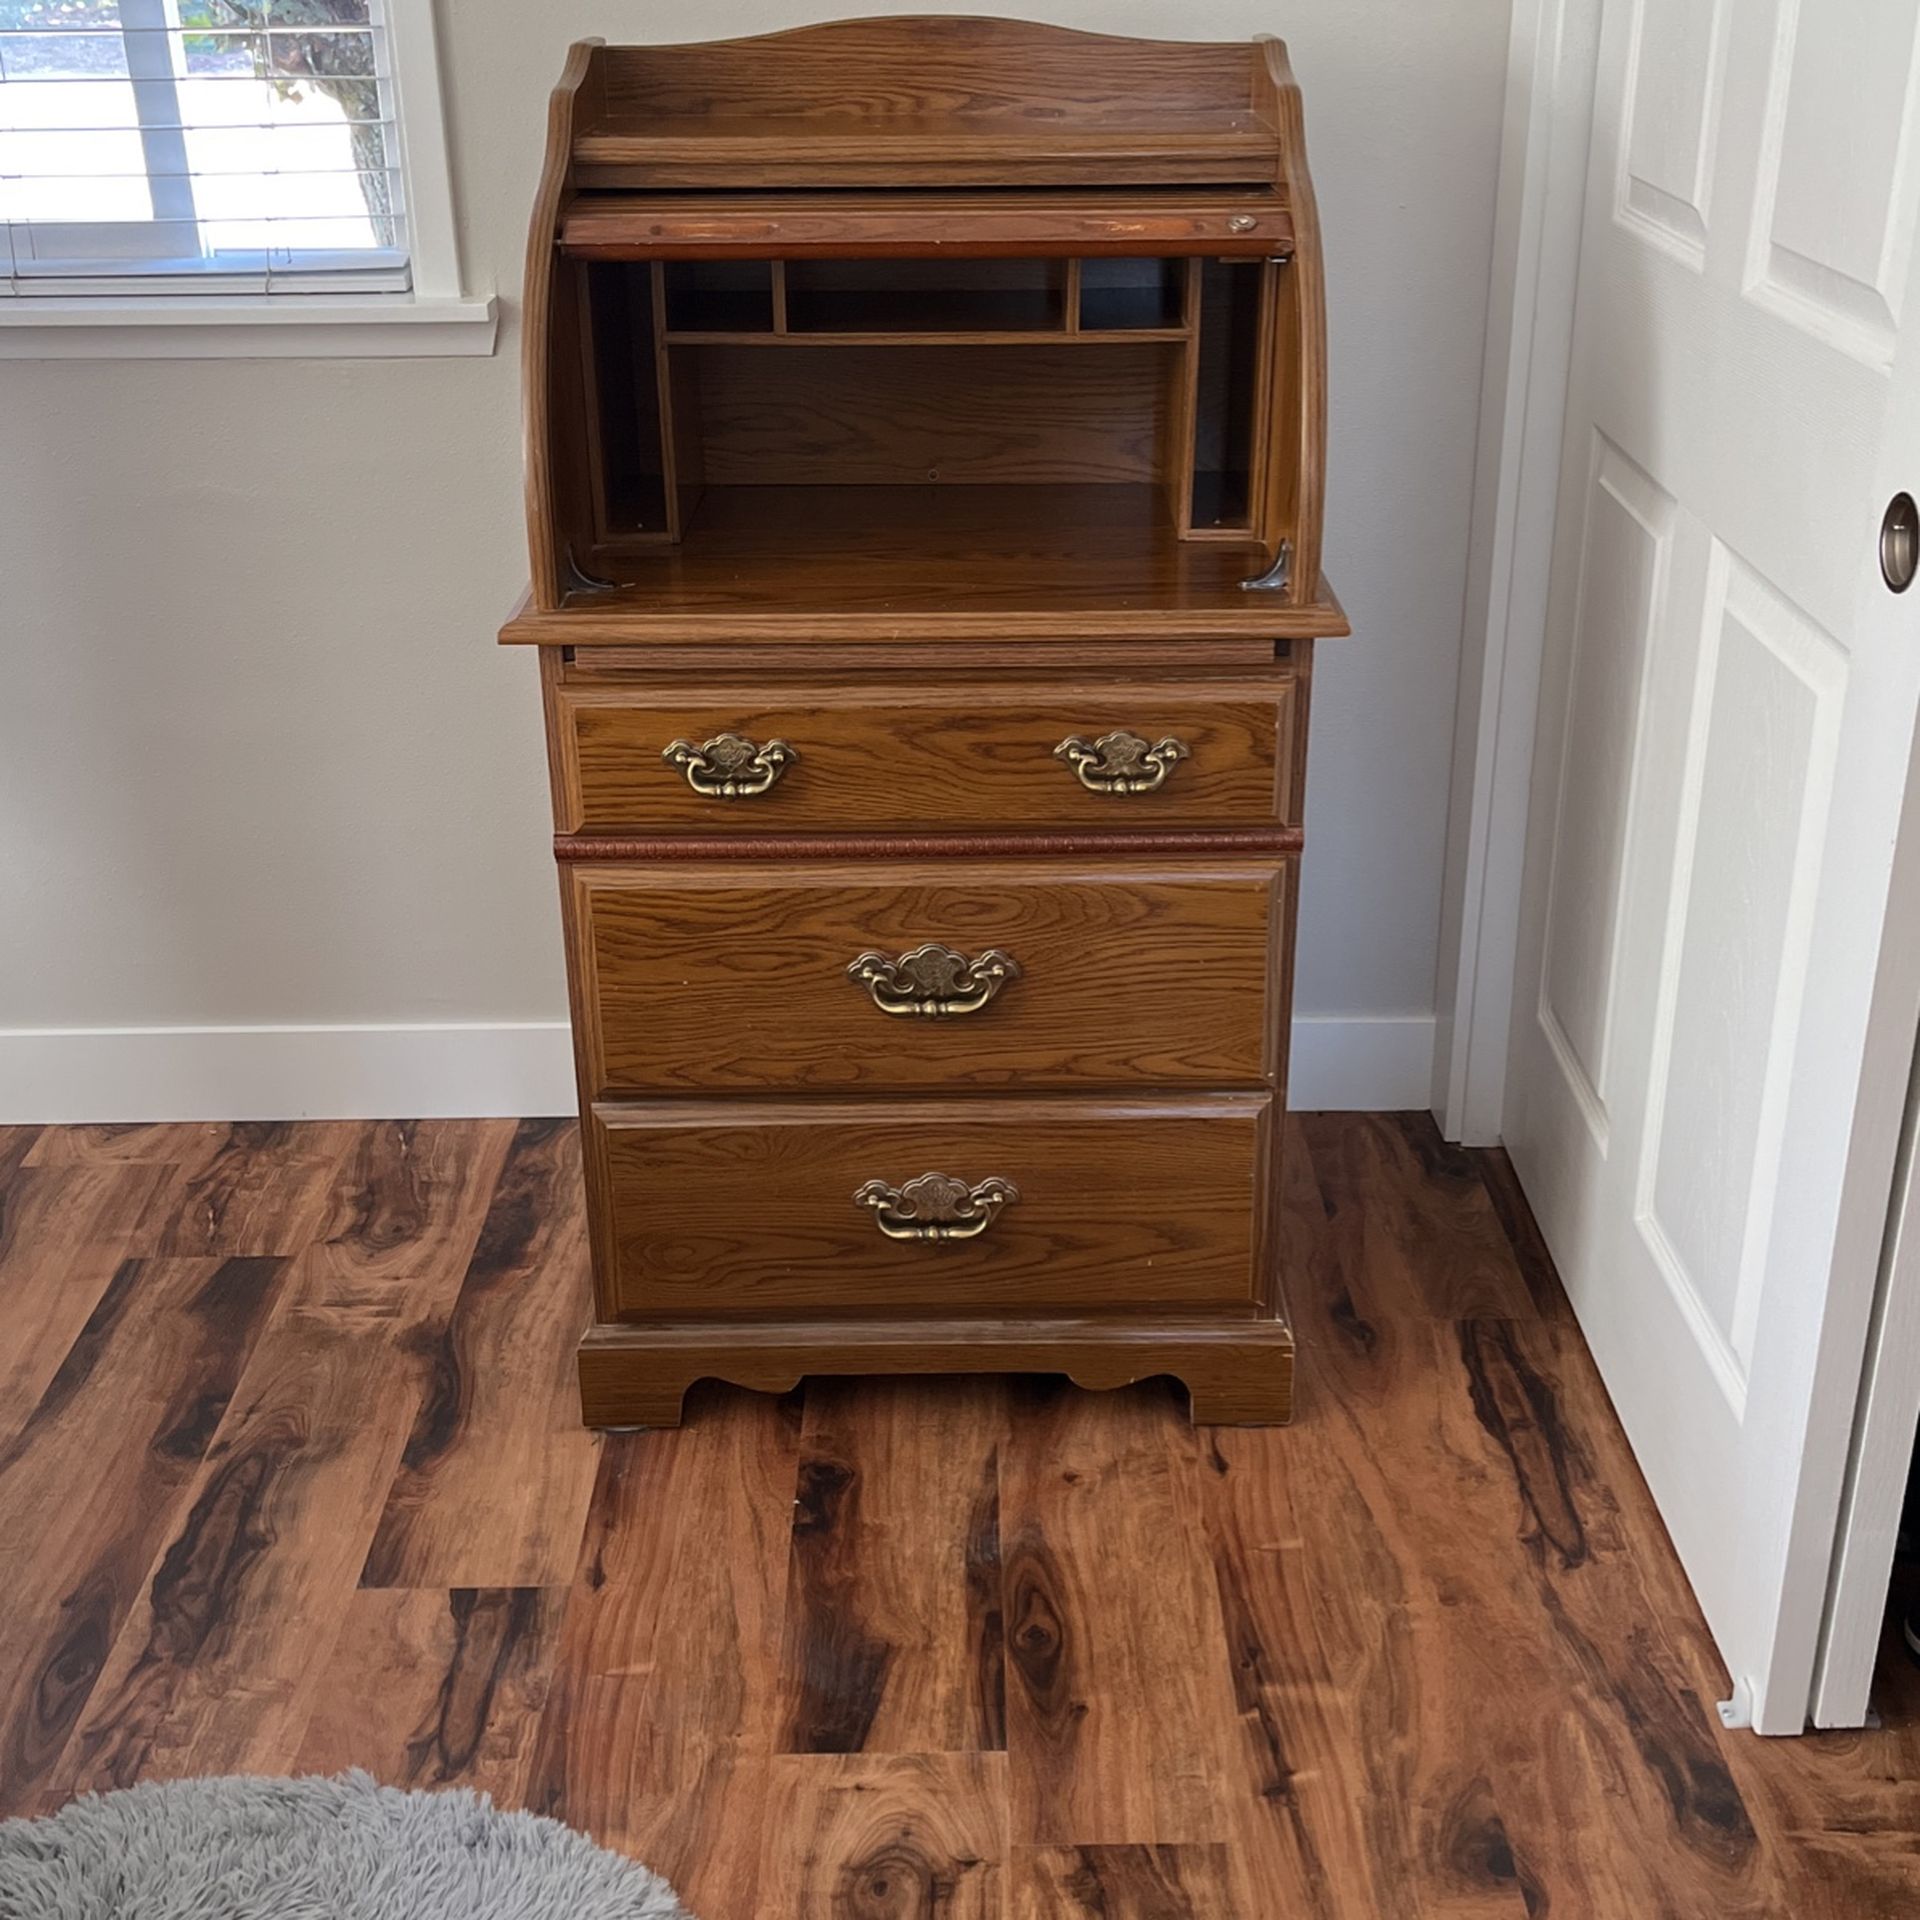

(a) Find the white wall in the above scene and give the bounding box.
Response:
[0,0,1510,1120]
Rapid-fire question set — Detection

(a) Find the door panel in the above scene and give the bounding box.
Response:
[1750,0,1920,360]
[1617,0,1727,261]
[1639,550,1846,1380]
[1537,435,1672,1138]
[1506,0,1920,1731]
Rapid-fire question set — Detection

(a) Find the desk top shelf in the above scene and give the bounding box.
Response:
[562,17,1291,189]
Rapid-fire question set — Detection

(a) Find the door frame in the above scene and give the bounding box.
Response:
[1437,0,1920,1729]
[1432,0,1602,1150]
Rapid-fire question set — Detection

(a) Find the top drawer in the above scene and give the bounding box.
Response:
[552,677,1296,834]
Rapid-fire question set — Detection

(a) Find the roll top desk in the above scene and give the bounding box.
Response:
[502,17,1346,1427]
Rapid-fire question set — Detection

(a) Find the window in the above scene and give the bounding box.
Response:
[0,0,492,352]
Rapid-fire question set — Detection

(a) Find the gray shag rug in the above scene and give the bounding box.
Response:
[0,1772,692,1920]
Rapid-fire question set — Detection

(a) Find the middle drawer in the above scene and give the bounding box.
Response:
[569,857,1287,1095]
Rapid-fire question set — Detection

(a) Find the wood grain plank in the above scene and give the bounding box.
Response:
[6,1116,1918,1915]
[1011,1843,1233,1919]
[777,1377,1007,1756]
[0,1163,175,1445]
[1172,1416,1537,1920]
[1463,1313,1786,1918]
[305,1119,517,1298]
[46,1242,451,1794]
[1470,1144,1575,1323]
[526,1389,800,1833]
[0,1126,39,1184]
[1298,1112,1538,1322]
[1261,1118,1774,1916]
[134,1125,356,1258]
[0,1257,288,1814]
[1155,1117,1553,1918]
[24,1121,344,1172]
[294,1587,566,1802]
[753,1753,1007,1920]
[606,1750,1009,1920]
[360,1120,599,1589]
[1000,1382,1238,1847]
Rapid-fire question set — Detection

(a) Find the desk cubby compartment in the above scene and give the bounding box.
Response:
[564,252,1303,590]
[786,258,1066,334]
[579,261,668,542]
[1191,259,1267,534]
[663,261,776,334]
[1079,257,1186,332]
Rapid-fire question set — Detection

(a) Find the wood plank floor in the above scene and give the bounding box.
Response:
[3,1113,1919,1915]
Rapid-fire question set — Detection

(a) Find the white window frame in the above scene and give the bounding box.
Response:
[0,0,494,357]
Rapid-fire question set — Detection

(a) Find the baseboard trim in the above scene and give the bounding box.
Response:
[0,1014,1437,1124]
[0,1022,578,1125]
[1287,1015,1438,1112]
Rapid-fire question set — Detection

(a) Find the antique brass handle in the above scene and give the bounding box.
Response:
[847,943,1020,1018]
[854,1172,1019,1241]
[662,732,797,799]
[1053,729,1190,794]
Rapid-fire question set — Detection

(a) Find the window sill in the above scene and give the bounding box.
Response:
[0,292,499,360]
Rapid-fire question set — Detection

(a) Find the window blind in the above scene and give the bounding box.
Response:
[1,0,409,296]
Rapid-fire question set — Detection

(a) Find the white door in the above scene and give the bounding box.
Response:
[1506,0,1920,1733]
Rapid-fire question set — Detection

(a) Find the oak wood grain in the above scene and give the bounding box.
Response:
[521,37,603,610]
[499,486,1348,644]
[588,19,1253,124]
[688,342,1170,486]
[589,1096,1269,1318]
[571,860,1283,1095]
[570,139,1277,194]
[556,679,1293,835]
[1255,38,1329,608]
[576,1315,1293,1433]
[572,19,1267,198]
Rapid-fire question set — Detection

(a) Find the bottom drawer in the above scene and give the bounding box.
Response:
[589,1095,1271,1319]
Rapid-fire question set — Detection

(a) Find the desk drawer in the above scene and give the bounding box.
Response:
[589,1094,1271,1318]
[553,677,1295,833]
[570,857,1287,1094]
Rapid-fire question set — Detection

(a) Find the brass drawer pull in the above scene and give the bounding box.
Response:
[847,942,1020,1018]
[854,1172,1019,1241]
[662,731,797,799]
[1054,729,1190,794]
